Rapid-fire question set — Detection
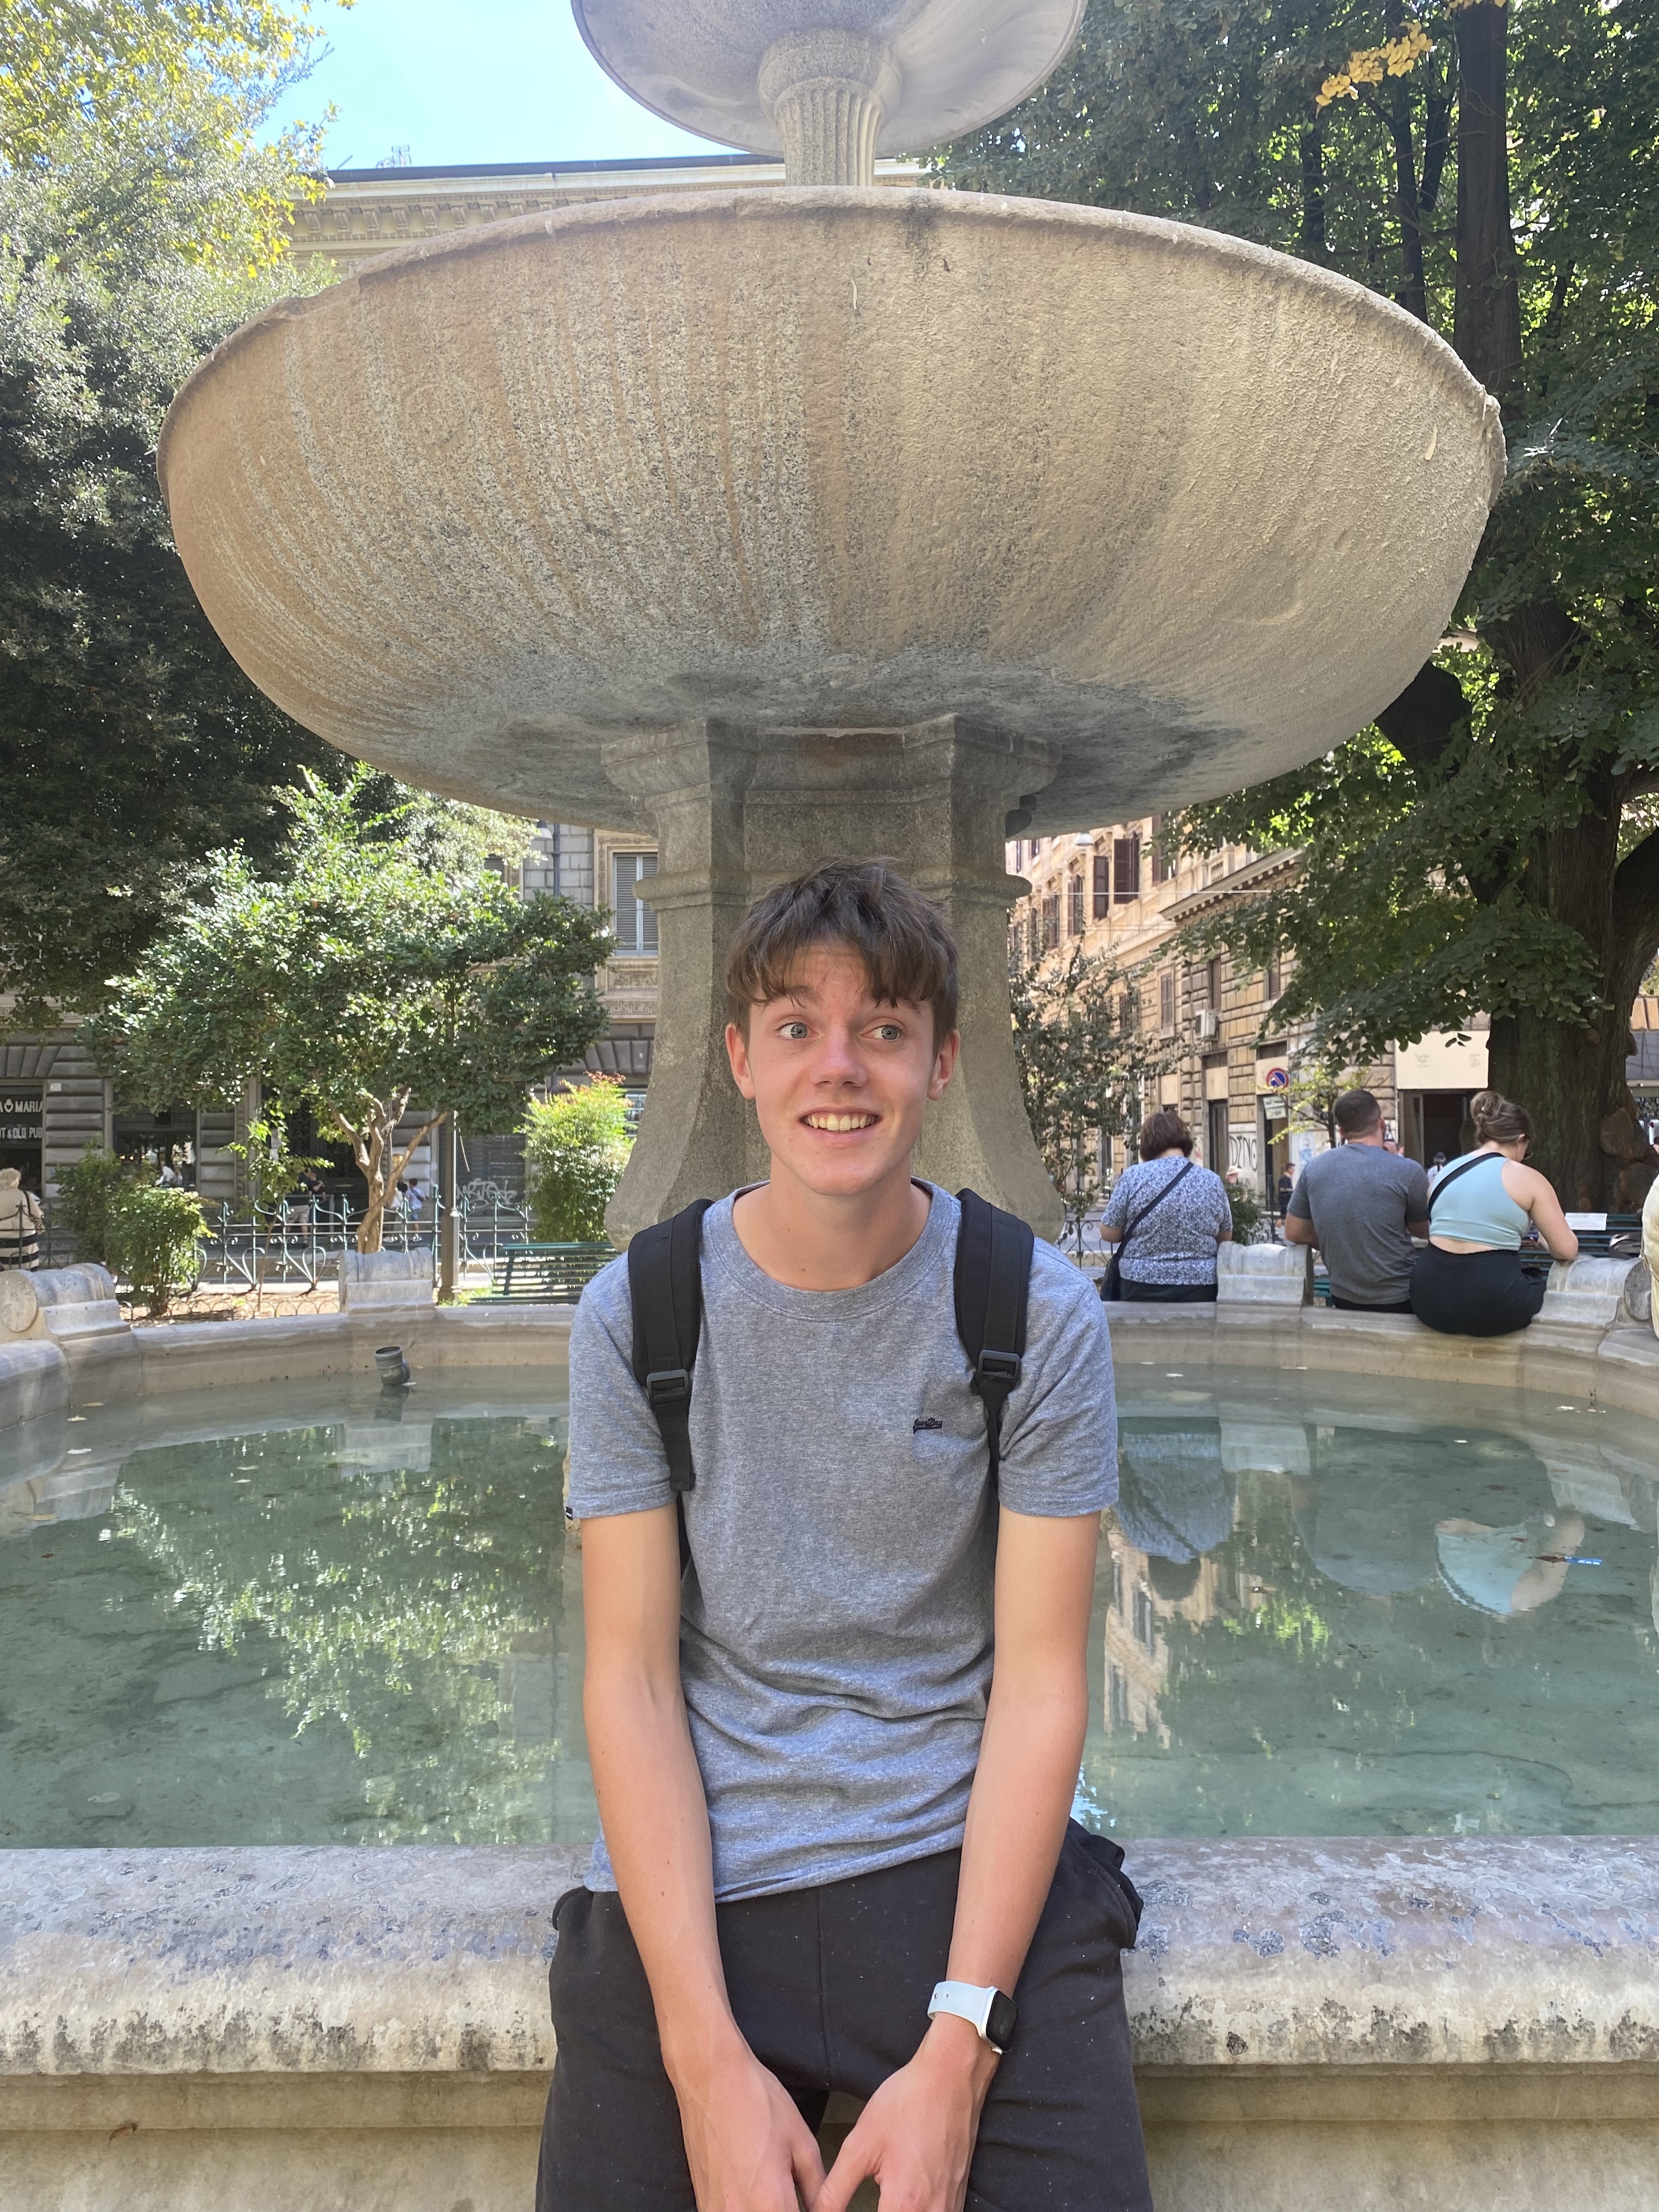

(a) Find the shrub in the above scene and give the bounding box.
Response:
[1224,1173,1265,1246]
[109,1184,208,1316]
[53,1147,138,1267]
[522,1080,632,1243]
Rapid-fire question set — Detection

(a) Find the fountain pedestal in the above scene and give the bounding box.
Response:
[601,717,1060,1238]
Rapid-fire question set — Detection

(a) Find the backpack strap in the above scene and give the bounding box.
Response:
[627,1199,713,1495]
[954,1189,1034,1496]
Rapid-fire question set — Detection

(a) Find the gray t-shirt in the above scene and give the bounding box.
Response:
[1287,1143,1431,1305]
[567,1184,1117,1902]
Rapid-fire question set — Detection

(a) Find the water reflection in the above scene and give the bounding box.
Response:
[1092,1377,1659,1838]
[0,1377,594,1849]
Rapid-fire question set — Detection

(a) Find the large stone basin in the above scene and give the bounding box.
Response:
[159,186,1502,1235]
[160,186,1500,833]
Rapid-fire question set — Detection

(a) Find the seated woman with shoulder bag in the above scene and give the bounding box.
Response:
[1101,1110,1233,1303]
[1408,1090,1578,1337]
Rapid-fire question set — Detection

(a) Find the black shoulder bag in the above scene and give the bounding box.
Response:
[1099,1159,1195,1302]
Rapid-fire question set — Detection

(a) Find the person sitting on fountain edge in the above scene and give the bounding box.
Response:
[538,859,1151,2212]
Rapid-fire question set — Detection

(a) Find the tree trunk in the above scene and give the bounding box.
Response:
[1453,0,1522,392]
[1487,804,1659,1209]
[1383,2,1427,321]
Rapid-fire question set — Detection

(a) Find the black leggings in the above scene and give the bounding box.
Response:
[1120,1278,1218,1303]
[1408,1243,1547,1337]
[537,1824,1152,2212]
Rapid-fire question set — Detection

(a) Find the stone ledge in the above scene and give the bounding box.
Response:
[7,1840,1659,2212]
[7,1836,1659,2085]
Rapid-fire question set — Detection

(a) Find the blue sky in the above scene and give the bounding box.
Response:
[272,0,719,170]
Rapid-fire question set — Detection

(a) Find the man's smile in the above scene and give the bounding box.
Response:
[803,1111,880,1132]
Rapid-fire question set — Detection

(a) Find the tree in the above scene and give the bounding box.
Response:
[522,1081,633,1243]
[1012,944,1185,1254]
[85,773,613,1250]
[938,0,1659,1207]
[0,5,351,1021]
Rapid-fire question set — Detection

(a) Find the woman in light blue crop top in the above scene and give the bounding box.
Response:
[1410,1091,1578,1337]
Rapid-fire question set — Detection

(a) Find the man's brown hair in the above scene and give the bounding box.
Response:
[725,860,959,1041]
[1333,1087,1383,1137]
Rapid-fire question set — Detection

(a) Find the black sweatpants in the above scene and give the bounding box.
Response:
[1408,1243,1547,1336]
[537,1821,1153,2212]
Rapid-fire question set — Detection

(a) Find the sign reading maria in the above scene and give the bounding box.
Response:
[0,1087,44,1145]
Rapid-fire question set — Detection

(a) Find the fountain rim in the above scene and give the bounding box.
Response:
[158,184,1505,513]
[567,0,1091,163]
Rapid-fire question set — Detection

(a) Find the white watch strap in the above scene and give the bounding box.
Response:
[928,1980,997,2042]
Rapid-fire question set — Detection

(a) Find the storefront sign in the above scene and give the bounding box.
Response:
[0,1087,43,1145]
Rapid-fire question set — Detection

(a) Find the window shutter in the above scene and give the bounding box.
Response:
[1113,835,1140,902]
[1159,970,1175,1029]
[1093,852,1109,920]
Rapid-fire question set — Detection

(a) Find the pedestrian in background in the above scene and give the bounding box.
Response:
[1409,1090,1577,1337]
[1283,1089,1429,1312]
[1101,1111,1232,1303]
[0,1168,43,1271]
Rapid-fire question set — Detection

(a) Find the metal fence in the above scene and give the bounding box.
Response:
[34,1190,536,1293]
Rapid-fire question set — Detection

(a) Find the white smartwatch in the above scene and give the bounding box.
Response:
[928,1980,1018,2055]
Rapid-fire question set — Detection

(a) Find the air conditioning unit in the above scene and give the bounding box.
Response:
[1195,1009,1221,1041]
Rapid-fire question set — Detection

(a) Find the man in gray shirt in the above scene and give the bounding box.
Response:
[1284,1088,1432,1311]
[539,861,1150,2212]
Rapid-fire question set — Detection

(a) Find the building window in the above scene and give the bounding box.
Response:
[1027,911,1042,965]
[1111,1554,1124,1614]
[1150,816,1171,885]
[1041,894,1060,951]
[1093,852,1109,920]
[1265,954,1282,1004]
[1108,1664,1130,1732]
[1159,970,1176,1031]
[1011,838,1023,871]
[1133,1586,1156,1653]
[1067,872,1084,936]
[1206,955,1224,1011]
[1113,834,1141,903]
[611,850,659,955]
[1118,990,1138,1033]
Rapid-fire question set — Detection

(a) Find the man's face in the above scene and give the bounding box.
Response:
[725,945,959,1201]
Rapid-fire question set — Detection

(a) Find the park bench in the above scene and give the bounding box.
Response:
[483,1242,613,1303]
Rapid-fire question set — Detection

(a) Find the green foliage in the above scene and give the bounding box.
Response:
[1224,1178,1265,1245]
[219,1111,328,1211]
[51,1147,138,1267]
[85,771,612,1250]
[108,1182,207,1316]
[939,0,1659,1206]
[1012,945,1185,1252]
[522,1081,632,1244]
[0,7,346,1022]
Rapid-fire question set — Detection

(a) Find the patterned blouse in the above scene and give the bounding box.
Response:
[1105,1157,1233,1285]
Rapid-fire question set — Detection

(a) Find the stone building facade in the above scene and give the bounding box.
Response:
[1010,824,1658,1201]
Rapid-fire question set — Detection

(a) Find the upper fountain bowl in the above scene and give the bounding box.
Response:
[158,187,1505,834]
[571,0,1087,162]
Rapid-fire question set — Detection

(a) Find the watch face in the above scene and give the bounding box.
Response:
[986,1990,1018,2052]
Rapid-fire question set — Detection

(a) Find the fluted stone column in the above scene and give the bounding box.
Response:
[601,718,1063,1244]
[758,30,899,185]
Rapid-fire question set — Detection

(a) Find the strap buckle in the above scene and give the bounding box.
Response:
[645,1367,691,1409]
[975,1349,1022,1389]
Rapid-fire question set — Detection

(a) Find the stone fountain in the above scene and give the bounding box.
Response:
[157,0,1504,1241]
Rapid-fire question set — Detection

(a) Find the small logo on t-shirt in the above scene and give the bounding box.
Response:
[913,1416,943,1433]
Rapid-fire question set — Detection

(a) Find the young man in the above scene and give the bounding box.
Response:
[1283,1087,1432,1312]
[539,861,1150,2212]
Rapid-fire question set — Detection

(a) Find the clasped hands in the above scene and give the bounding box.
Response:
[669,2011,997,2212]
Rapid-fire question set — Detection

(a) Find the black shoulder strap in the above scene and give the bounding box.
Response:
[954,1189,1034,1497]
[627,1199,713,1494]
[1428,1151,1493,1214]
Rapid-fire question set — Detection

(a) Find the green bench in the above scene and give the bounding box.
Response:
[484,1242,614,1302]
